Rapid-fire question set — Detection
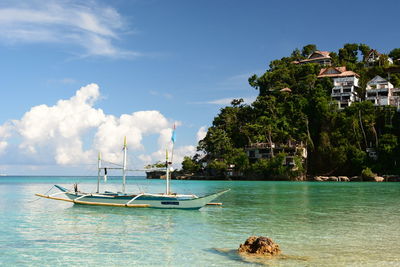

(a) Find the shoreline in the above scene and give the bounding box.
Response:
[156,174,400,182]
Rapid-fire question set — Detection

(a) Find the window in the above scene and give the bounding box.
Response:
[378,92,388,96]
[249,151,255,158]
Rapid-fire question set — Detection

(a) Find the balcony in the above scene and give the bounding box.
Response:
[342,87,353,93]
[366,88,389,93]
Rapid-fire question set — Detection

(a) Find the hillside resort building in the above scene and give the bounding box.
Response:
[295,49,399,109]
[318,66,360,109]
[365,75,400,108]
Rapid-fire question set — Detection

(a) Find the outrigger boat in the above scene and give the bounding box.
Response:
[36,137,229,209]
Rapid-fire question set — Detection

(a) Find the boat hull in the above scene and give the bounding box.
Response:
[42,185,229,209]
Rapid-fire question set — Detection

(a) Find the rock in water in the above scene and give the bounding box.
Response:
[238,236,281,256]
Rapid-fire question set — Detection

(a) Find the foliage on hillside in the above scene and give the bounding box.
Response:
[183,44,400,179]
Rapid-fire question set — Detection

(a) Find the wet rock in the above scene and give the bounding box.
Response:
[374,176,384,182]
[384,175,400,182]
[314,176,323,181]
[238,236,281,256]
[350,176,362,182]
[328,176,338,181]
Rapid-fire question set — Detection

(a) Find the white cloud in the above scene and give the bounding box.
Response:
[145,145,196,169]
[207,97,235,105]
[206,96,257,105]
[14,83,105,164]
[0,119,16,156]
[0,122,12,139]
[93,110,170,164]
[0,83,192,172]
[138,154,152,164]
[0,141,7,155]
[0,1,137,58]
[149,90,173,100]
[173,145,196,166]
[46,78,79,87]
[196,126,207,142]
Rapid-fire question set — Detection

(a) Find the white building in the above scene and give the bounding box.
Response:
[365,75,400,107]
[245,142,307,170]
[318,66,360,109]
[365,49,393,67]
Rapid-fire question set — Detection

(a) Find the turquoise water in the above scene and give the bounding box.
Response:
[0,176,399,266]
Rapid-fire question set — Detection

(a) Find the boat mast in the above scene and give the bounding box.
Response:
[166,149,170,195]
[97,152,101,193]
[122,136,127,193]
[165,124,176,195]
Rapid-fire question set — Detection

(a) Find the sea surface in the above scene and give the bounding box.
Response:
[0,176,399,266]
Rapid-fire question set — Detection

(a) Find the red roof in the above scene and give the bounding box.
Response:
[294,51,331,64]
[312,51,330,58]
[318,66,360,78]
[368,49,381,57]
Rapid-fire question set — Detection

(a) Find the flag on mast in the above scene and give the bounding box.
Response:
[171,123,176,143]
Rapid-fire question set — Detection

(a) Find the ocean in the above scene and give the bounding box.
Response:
[0,176,399,266]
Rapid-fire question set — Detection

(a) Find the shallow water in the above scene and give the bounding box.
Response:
[0,176,399,266]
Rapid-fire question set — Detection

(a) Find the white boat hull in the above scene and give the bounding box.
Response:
[37,185,229,210]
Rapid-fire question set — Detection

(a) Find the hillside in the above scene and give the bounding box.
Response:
[183,44,400,180]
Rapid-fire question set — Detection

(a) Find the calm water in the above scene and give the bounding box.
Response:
[0,176,399,266]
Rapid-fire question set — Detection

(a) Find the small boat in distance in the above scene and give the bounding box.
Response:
[36,137,229,209]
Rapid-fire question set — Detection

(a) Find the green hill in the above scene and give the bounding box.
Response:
[184,44,400,180]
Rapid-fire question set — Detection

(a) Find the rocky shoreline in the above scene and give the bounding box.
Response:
[311,175,399,182]
[170,173,400,182]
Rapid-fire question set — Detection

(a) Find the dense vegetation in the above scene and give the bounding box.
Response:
[183,44,400,179]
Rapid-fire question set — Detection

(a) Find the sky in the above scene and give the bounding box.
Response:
[0,0,399,175]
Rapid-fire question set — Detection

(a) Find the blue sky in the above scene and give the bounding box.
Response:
[0,0,399,175]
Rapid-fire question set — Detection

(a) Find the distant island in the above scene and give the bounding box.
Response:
[176,44,400,181]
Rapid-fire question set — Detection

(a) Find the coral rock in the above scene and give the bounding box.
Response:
[238,236,281,256]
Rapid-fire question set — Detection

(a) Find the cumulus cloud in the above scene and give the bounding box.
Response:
[0,0,137,58]
[93,110,170,164]
[0,83,190,172]
[14,83,105,164]
[0,122,14,155]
